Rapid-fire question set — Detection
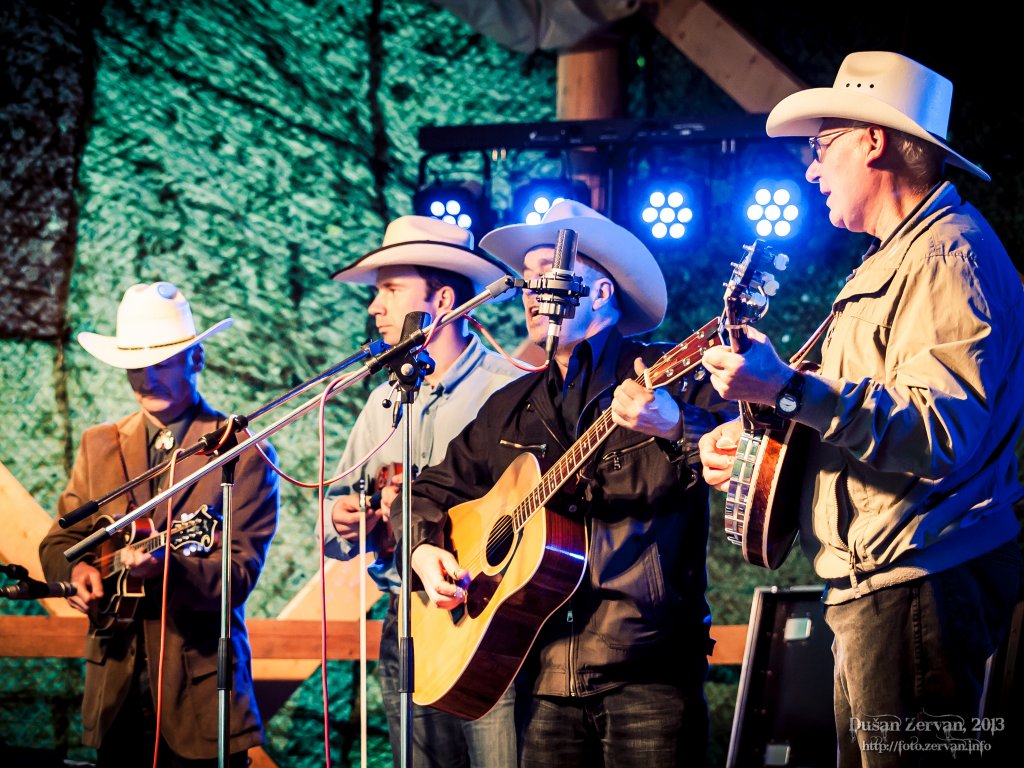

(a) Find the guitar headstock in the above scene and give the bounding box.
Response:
[170,505,219,556]
[722,239,789,353]
[644,317,723,389]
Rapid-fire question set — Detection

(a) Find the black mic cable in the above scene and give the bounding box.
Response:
[0,577,78,600]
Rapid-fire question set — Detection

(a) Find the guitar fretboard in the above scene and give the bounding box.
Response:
[509,319,720,532]
[109,520,195,575]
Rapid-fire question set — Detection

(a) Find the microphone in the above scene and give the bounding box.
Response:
[535,228,588,366]
[0,578,78,600]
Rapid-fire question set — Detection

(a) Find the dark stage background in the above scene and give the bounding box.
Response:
[2,1,1020,765]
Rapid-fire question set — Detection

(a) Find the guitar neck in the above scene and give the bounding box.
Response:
[110,528,170,575]
[511,408,618,532]
[510,319,717,532]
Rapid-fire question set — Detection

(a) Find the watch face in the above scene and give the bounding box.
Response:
[778,394,799,414]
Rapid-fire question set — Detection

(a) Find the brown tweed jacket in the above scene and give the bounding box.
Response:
[39,398,279,758]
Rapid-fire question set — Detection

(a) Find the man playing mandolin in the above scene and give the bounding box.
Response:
[39,282,279,767]
[402,200,735,767]
[698,52,1024,765]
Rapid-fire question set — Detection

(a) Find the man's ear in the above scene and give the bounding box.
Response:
[435,285,457,312]
[865,126,886,167]
[590,277,614,311]
[190,344,206,375]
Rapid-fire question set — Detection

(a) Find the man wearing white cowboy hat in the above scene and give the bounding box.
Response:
[698,52,1024,763]
[323,215,524,767]
[39,282,279,767]
[403,200,735,766]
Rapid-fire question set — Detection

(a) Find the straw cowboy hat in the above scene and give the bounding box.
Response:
[331,215,515,299]
[480,200,667,336]
[78,282,232,369]
[766,51,989,181]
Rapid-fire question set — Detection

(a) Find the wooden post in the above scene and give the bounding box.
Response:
[555,33,622,214]
[556,34,623,122]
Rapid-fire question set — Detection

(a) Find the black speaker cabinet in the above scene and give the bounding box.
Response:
[727,586,837,768]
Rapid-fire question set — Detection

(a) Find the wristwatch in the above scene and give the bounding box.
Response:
[774,370,805,418]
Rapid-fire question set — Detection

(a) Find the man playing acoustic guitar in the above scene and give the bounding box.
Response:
[39,282,279,767]
[698,52,1024,765]
[402,201,735,767]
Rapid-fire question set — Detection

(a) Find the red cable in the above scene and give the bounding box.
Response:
[153,446,184,767]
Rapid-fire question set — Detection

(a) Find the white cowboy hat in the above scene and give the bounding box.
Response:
[331,215,515,299]
[480,200,667,336]
[78,282,232,369]
[766,51,989,181]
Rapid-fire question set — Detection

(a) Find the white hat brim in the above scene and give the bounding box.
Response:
[767,88,990,181]
[331,240,516,301]
[78,318,233,369]
[480,216,667,336]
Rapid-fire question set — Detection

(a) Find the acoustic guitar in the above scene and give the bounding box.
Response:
[719,241,804,570]
[408,313,737,719]
[92,505,219,629]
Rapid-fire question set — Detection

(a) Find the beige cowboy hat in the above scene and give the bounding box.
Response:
[331,215,515,300]
[480,200,667,336]
[78,282,232,369]
[766,51,989,181]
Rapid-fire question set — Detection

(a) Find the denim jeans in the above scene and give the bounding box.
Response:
[379,594,517,768]
[515,681,708,768]
[825,541,1022,767]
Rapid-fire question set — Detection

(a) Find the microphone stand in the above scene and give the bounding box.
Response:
[377,310,435,768]
[58,274,519,761]
[56,344,390,531]
[216,429,239,768]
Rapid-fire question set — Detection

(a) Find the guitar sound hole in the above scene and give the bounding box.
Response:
[485,516,515,567]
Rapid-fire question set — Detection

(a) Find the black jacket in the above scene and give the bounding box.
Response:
[403,328,735,697]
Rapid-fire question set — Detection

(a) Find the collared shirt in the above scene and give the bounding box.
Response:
[545,326,612,441]
[145,399,200,494]
[324,334,525,593]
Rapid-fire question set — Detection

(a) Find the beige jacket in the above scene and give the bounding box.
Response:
[794,182,1023,602]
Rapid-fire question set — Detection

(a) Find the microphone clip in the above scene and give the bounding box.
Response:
[528,272,589,323]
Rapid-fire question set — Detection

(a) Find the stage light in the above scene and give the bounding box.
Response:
[413,150,492,236]
[639,185,697,240]
[744,179,802,239]
[512,178,591,224]
[414,181,482,231]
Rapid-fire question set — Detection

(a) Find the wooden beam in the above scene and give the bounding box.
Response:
[0,461,81,618]
[0,615,747,664]
[649,0,806,113]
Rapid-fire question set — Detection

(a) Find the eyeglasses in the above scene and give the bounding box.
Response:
[807,128,860,163]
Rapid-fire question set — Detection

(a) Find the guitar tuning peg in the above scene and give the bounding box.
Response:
[747,292,768,308]
[774,252,790,271]
[762,274,780,296]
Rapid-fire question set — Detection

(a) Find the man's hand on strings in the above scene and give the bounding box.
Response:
[611,358,683,440]
[119,546,163,580]
[379,484,400,524]
[331,494,384,541]
[698,419,743,492]
[701,327,792,405]
[68,561,103,614]
[410,543,470,610]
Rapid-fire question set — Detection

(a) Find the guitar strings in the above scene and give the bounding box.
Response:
[449,347,710,579]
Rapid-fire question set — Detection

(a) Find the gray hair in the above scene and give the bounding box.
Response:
[823,118,944,190]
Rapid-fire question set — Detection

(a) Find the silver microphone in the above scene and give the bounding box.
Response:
[539,228,581,366]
